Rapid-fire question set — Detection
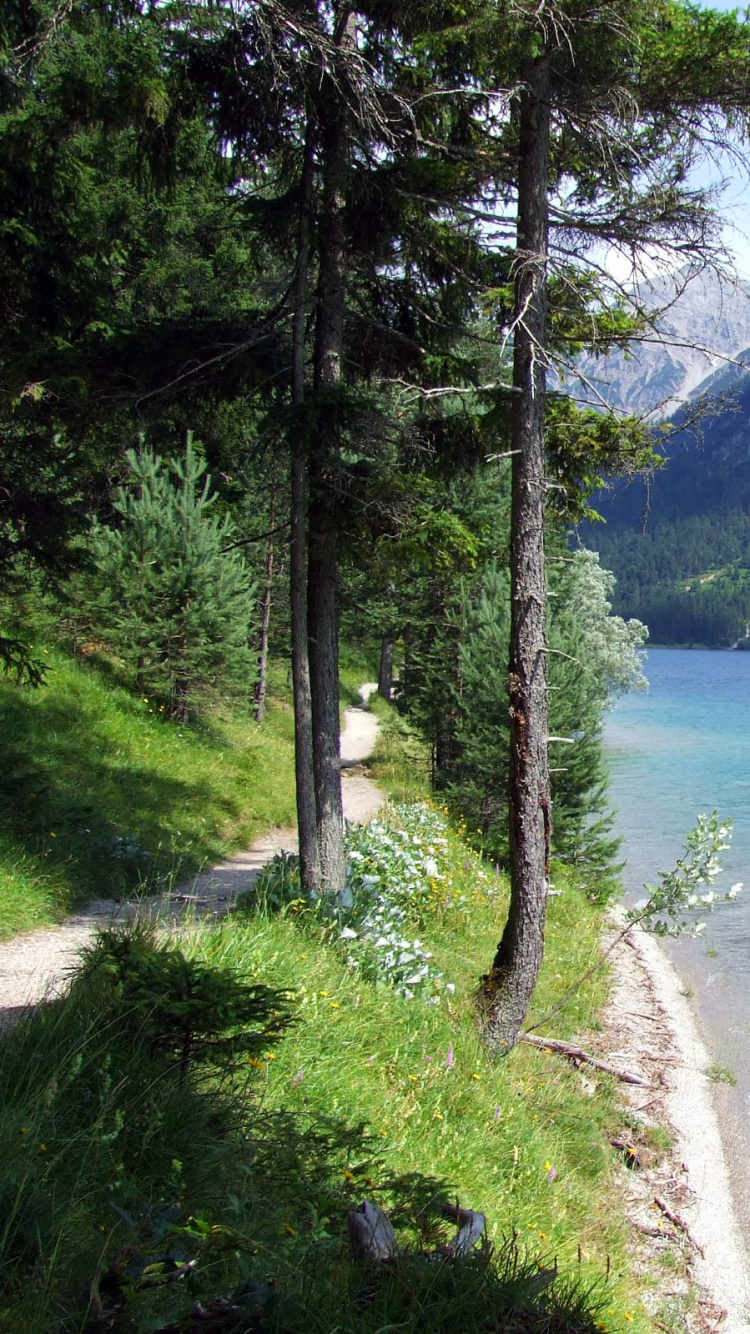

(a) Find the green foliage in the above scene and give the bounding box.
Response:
[78,925,293,1077]
[0,634,46,688]
[546,399,661,523]
[546,549,647,897]
[589,509,750,647]
[626,811,741,938]
[244,802,491,1000]
[385,465,646,887]
[79,440,256,721]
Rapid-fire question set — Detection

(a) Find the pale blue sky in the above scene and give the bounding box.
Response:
[695,0,750,276]
[604,2,750,281]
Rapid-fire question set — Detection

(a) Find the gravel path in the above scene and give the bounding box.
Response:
[0,685,383,1025]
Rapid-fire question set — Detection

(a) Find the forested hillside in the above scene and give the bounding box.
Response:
[3,0,750,1327]
[585,357,750,645]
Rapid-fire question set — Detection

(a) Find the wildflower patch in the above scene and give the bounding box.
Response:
[248,803,491,1000]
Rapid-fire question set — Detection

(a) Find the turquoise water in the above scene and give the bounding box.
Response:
[605,647,750,938]
[604,647,750,1153]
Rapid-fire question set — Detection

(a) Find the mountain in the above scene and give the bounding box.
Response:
[575,267,750,417]
[579,270,750,646]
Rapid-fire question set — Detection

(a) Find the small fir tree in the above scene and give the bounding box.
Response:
[83,440,255,721]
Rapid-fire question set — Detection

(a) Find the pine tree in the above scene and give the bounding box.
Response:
[82,440,255,721]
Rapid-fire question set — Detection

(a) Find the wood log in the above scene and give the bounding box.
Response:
[440,1201,487,1256]
[348,1201,398,1261]
[654,1195,705,1258]
[520,1033,651,1086]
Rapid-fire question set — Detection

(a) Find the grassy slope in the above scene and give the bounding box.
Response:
[0,657,674,1333]
[1,809,656,1334]
[0,648,297,936]
[187,708,662,1332]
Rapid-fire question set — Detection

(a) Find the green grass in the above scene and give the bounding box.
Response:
[368,694,433,802]
[0,652,688,1332]
[186,840,658,1332]
[0,810,650,1334]
[705,1061,737,1086]
[0,647,297,936]
[338,641,378,705]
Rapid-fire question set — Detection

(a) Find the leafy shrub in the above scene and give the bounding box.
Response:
[244,803,493,1000]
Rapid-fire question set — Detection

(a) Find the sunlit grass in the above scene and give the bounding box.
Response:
[183,834,654,1332]
[0,648,297,935]
[0,794,661,1333]
[368,693,433,802]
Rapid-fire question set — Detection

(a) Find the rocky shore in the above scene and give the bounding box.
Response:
[601,918,750,1332]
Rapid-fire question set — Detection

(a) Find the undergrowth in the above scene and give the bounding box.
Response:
[0,668,661,1332]
[0,797,652,1333]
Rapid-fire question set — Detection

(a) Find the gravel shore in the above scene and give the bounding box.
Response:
[603,917,750,1331]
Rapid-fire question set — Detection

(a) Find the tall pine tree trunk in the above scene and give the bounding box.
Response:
[254,486,277,723]
[483,57,551,1053]
[377,632,394,701]
[289,117,321,893]
[308,11,355,893]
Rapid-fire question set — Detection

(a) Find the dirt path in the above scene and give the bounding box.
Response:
[0,684,382,1025]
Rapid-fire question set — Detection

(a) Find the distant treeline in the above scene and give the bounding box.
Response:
[587,510,750,646]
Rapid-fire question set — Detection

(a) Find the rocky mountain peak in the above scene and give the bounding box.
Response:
[575,265,750,416]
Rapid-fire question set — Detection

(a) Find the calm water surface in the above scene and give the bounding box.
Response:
[605,647,750,1196]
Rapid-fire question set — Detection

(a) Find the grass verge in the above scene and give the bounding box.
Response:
[0,648,297,936]
[0,794,657,1334]
[368,693,432,802]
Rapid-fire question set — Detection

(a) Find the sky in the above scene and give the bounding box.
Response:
[682,0,750,278]
[604,1,750,284]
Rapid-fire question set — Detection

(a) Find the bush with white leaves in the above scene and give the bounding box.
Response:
[626,811,742,938]
[248,803,486,1000]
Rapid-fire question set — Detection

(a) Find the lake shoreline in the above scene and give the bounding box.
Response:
[604,913,750,1331]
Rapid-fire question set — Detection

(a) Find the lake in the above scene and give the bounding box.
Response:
[604,647,750,1219]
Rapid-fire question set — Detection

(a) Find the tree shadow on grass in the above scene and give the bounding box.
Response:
[0,928,610,1334]
[0,686,245,912]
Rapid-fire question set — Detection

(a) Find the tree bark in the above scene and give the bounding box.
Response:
[482,57,551,1053]
[254,486,277,723]
[307,10,355,892]
[377,632,395,701]
[289,117,321,893]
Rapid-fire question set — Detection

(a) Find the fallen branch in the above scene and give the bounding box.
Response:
[654,1195,705,1258]
[638,1049,680,1066]
[440,1201,487,1257]
[348,1201,398,1261]
[631,1220,678,1241]
[520,1033,652,1086]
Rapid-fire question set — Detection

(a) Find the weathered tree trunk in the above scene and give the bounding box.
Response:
[254,486,277,723]
[482,57,551,1054]
[377,632,395,701]
[307,11,355,892]
[290,117,321,893]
